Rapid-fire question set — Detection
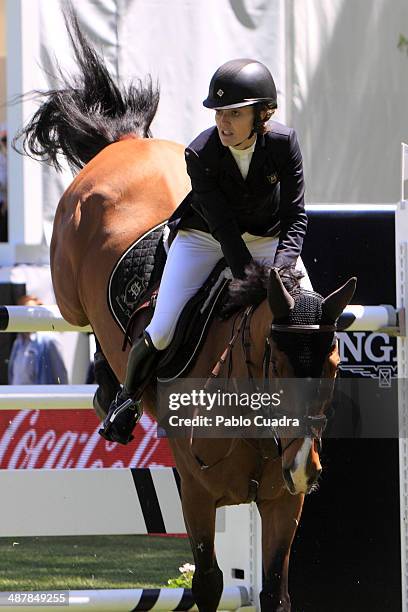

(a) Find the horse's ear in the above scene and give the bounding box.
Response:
[322,277,357,322]
[267,268,295,319]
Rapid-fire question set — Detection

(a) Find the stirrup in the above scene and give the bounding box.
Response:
[98,392,143,445]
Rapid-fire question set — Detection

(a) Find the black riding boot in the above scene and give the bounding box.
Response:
[92,350,121,420]
[98,331,160,445]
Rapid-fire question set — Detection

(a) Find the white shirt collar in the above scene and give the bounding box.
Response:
[228,137,257,157]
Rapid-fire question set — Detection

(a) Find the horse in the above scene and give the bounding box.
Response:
[14,12,356,612]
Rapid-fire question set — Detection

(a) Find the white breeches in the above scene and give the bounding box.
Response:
[145,229,312,350]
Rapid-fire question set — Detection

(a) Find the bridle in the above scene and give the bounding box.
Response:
[190,313,338,471]
[266,321,338,457]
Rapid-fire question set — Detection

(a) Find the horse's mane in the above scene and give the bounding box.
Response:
[224,263,303,312]
[13,6,159,172]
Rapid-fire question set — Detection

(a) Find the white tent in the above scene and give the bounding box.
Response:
[5,0,408,264]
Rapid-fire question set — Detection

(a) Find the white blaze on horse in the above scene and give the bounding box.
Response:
[14,11,355,612]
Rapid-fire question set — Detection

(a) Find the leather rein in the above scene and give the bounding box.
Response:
[190,308,337,475]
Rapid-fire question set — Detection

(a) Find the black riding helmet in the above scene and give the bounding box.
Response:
[203,58,277,110]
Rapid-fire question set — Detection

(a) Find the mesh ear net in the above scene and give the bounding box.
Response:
[272,290,335,377]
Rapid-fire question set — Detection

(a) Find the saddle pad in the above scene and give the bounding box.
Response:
[108,222,167,332]
[157,260,231,382]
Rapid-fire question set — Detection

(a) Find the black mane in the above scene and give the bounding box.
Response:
[13,6,159,172]
[226,262,303,310]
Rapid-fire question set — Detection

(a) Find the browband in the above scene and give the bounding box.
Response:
[270,324,337,333]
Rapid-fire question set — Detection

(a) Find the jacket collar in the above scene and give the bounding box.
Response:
[246,133,268,182]
[218,131,268,183]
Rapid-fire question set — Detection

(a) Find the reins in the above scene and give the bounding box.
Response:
[207,306,253,380]
[189,306,336,473]
[188,306,253,471]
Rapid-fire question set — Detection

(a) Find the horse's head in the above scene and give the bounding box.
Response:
[267,269,356,495]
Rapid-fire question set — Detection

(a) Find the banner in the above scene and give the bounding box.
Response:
[0,409,174,469]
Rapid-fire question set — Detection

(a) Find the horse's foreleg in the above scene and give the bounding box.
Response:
[181,479,223,612]
[257,494,304,612]
[92,341,121,419]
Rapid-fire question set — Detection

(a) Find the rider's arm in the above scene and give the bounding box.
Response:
[185,148,252,278]
[272,129,308,270]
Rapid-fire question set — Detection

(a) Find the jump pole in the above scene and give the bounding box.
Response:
[0,304,92,332]
[0,586,252,612]
[0,304,402,334]
[0,384,96,409]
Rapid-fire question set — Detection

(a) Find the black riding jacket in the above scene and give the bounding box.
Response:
[168,120,307,278]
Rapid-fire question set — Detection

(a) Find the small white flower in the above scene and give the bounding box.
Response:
[179,562,195,574]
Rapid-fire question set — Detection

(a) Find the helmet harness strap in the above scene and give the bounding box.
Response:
[232,127,255,149]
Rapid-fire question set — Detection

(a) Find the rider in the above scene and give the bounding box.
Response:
[99,58,311,444]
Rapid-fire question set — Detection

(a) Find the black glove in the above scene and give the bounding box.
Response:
[213,221,253,279]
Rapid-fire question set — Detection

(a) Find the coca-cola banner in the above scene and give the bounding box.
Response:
[0,410,174,469]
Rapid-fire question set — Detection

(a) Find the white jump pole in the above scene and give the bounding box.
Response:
[0,304,401,334]
[0,586,252,612]
[0,305,92,332]
[0,384,96,410]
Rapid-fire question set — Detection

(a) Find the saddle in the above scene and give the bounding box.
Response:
[108,224,233,381]
[108,222,167,332]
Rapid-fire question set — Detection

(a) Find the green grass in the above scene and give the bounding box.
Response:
[0,535,193,591]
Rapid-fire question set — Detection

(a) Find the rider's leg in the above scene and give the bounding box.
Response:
[99,230,222,444]
[145,229,223,350]
[98,329,160,444]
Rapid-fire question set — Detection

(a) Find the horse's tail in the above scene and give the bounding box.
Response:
[13,8,159,172]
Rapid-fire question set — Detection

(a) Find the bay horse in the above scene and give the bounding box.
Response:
[15,12,356,612]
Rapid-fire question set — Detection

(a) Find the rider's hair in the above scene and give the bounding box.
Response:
[253,102,276,135]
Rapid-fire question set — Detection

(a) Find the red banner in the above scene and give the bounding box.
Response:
[0,410,174,469]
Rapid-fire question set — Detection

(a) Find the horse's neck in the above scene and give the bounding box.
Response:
[247,299,271,375]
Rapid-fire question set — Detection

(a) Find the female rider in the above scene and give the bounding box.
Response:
[100,58,311,444]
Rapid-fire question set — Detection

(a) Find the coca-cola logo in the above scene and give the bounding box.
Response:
[0,410,174,469]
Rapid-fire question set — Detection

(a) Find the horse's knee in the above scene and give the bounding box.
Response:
[192,565,223,612]
[92,351,121,419]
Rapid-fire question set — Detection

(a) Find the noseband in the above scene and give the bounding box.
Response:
[266,321,338,457]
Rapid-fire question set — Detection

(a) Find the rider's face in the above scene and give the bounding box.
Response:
[215,105,255,149]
